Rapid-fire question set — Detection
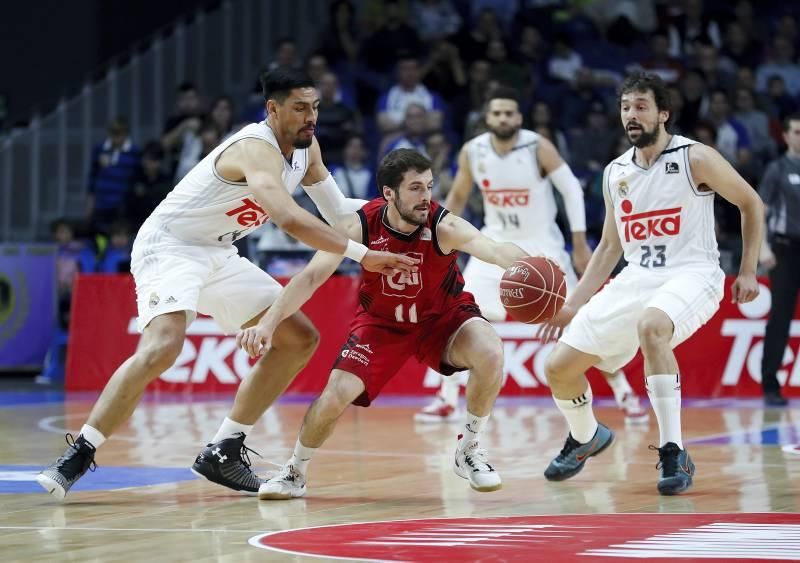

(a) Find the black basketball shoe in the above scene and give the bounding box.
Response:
[191,432,263,495]
[651,442,695,495]
[37,433,97,499]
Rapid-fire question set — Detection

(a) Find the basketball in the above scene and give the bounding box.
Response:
[500,256,567,324]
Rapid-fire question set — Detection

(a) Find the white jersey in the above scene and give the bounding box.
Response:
[141,121,309,246]
[605,135,719,271]
[465,129,564,246]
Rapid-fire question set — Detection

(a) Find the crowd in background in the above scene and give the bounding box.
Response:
[48,0,800,341]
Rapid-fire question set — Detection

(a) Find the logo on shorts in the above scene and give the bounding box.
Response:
[165,296,177,304]
[149,292,160,309]
[665,162,680,174]
[355,343,373,354]
[620,199,682,242]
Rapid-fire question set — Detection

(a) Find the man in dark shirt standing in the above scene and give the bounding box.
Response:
[758,113,800,407]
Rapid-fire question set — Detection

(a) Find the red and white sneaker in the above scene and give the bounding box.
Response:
[620,393,649,424]
[782,444,800,455]
[414,396,459,423]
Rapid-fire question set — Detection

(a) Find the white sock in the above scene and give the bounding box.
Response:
[646,373,682,449]
[554,385,598,443]
[287,438,317,475]
[439,374,461,406]
[211,417,254,444]
[605,370,634,405]
[79,425,106,448]
[460,411,489,447]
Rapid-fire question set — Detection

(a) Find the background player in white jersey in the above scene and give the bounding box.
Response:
[416,87,648,424]
[37,69,417,500]
[538,71,763,495]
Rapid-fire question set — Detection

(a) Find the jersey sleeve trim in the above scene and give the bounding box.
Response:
[432,206,452,256]
[682,145,713,197]
[211,135,280,186]
[357,208,369,245]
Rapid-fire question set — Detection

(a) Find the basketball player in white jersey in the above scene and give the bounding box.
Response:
[37,68,418,500]
[415,87,648,424]
[538,71,763,495]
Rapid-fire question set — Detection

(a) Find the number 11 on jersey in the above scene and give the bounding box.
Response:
[395,303,418,323]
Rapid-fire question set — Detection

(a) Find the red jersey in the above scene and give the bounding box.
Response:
[355,198,470,325]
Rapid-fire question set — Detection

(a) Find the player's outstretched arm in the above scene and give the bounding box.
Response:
[301,137,369,225]
[688,143,764,303]
[237,214,360,358]
[228,138,417,274]
[443,147,474,216]
[436,212,527,268]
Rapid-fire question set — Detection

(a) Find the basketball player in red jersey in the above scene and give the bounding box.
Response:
[239,148,535,498]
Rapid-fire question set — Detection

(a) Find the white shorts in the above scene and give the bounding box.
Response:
[463,240,577,321]
[131,234,282,334]
[560,266,725,373]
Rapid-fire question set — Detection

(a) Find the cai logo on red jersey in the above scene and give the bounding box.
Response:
[382,252,423,298]
[620,199,681,242]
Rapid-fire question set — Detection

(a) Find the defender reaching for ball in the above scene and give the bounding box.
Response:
[537,71,764,495]
[239,149,531,498]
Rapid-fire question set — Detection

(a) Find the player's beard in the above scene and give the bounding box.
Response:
[488,123,520,141]
[394,198,429,226]
[627,122,660,148]
[293,127,315,149]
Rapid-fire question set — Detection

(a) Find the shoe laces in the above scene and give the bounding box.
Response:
[236,439,262,470]
[59,433,97,473]
[649,443,680,475]
[277,464,303,483]
[461,441,493,471]
[556,434,582,461]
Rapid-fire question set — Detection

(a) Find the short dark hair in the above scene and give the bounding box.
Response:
[259,68,315,103]
[618,70,672,121]
[783,112,800,131]
[487,86,521,106]
[377,149,432,196]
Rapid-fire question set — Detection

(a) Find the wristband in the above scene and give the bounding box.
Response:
[343,239,368,262]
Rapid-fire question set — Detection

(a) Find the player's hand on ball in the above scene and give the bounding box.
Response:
[362,250,419,276]
[731,272,759,304]
[536,304,578,344]
[237,324,275,358]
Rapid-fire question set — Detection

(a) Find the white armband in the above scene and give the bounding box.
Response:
[548,163,586,232]
[343,239,369,263]
[303,174,368,225]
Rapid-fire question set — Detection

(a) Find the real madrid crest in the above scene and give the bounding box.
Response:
[149,292,160,309]
[617,180,629,197]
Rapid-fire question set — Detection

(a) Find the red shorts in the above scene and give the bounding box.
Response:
[333,297,485,407]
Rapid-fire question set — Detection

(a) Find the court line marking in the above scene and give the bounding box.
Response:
[0,526,266,533]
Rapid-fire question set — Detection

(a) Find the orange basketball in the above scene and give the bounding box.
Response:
[500,256,567,324]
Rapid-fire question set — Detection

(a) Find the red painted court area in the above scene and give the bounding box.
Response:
[250,513,800,562]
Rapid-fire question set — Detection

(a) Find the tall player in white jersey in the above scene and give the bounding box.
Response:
[37,69,418,500]
[538,71,763,495]
[415,87,648,424]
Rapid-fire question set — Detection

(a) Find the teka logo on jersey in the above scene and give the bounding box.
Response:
[620,199,681,242]
[226,197,269,228]
[383,252,423,297]
[483,188,530,207]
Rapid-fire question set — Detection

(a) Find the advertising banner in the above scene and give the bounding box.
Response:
[66,275,800,397]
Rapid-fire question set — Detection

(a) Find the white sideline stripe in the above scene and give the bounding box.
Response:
[0,526,265,533]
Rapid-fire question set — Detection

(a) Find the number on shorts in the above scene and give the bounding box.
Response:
[497,212,520,229]
[640,244,666,268]
[394,303,418,323]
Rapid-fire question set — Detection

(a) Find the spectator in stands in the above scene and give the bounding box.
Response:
[731,0,767,48]
[765,75,799,121]
[174,120,221,182]
[719,21,762,71]
[756,36,800,97]
[453,6,503,65]
[528,100,570,162]
[667,85,687,135]
[559,67,601,130]
[305,53,355,108]
[376,57,444,136]
[514,25,547,85]
[330,134,375,202]
[705,88,752,172]
[361,0,422,73]
[485,38,528,92]
[665,0,723,58]
[637,29,684,85]
[586,0,657,48]
[425,131,455,202]
[317,0,360,64]
[568,99,616,177]
[412,0,462,43]
[420,40,467,102]
[450,59,491,139]
[548,32,583,86]
[379,103,431,158]
[125,141,171,234]
[269,37,302,72]
[758,113,800,407]
[315,71,360,165]
[86,117,141,235]
[734,87,777,174]
[51,219,83,303]
[676,69,707,135]
[161,82,204,167]
[694,41,735,93]
[735,67,776,118]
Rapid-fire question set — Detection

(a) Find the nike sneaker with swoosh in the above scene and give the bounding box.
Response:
[544,423,614,481]
[650,442,695,495]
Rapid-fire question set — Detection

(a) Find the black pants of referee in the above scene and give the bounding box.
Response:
[761,236,800,394]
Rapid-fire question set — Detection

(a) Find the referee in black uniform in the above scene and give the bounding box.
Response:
[759,113,800,407]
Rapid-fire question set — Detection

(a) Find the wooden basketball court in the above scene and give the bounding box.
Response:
[2,392,799,561]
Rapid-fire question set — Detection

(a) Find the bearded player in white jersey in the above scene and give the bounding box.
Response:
[416,87,649,425]
[538,71,763,495]
[37,68,418,499]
